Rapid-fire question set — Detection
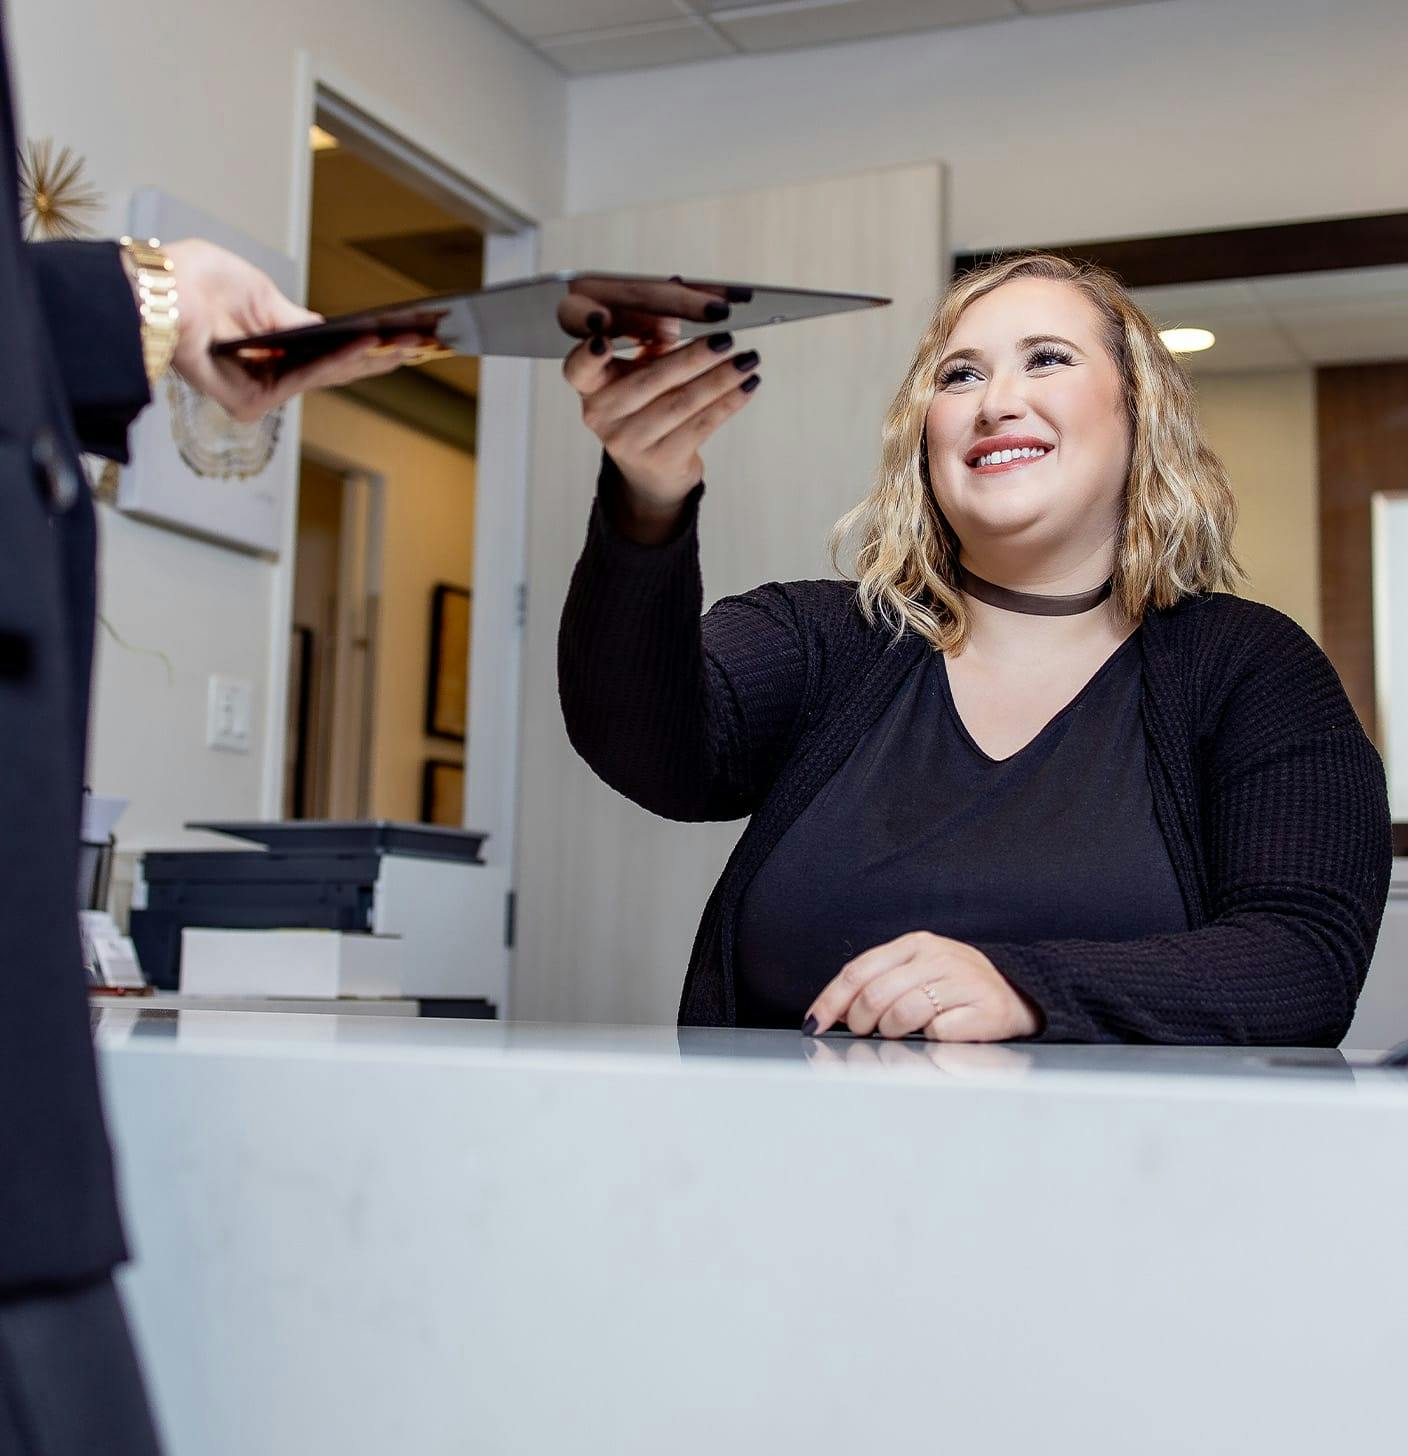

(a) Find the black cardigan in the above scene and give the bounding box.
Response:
[559,458,1394,1046]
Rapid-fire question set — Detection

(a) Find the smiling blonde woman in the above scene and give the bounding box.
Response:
[557,254,1392,1046]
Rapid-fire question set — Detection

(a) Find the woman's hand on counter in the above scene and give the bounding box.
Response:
[562,321,762,546]
[802,932,1042,1042]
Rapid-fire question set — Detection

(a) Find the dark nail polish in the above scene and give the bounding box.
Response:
[589,336,607,356]
[707,332,733,353]
[732,350,759,372]
[801,1015,818,1036]
[726,286,754,303]
[668,274,685,283]
[587,311,606,333]
[741,374,762,394]
[704,301,730,322]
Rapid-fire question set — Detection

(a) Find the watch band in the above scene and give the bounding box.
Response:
[119,235,180,386]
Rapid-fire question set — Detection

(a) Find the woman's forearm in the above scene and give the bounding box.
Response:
[559,455,812,823]
[976,914,1365,1045]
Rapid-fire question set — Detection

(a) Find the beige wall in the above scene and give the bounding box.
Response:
[516,164,945,1026]
[1194,369,1320,641]
[301,392,475,824]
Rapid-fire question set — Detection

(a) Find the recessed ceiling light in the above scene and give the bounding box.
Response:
[309,125,339,153]
[1159,327,1215,354]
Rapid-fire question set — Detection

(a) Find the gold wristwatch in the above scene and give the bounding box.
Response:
[119,236,180,386]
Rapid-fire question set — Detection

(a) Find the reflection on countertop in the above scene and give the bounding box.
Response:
[90,1005,1408,1095]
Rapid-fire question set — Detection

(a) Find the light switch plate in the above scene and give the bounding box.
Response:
[207,675,252,753]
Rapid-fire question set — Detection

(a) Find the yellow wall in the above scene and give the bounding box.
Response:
[1194,369,1320,642]
[301,391,476,823]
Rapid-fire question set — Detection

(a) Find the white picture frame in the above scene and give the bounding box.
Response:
[116,188,299,556]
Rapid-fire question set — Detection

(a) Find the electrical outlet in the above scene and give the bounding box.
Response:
[207,675,253,753]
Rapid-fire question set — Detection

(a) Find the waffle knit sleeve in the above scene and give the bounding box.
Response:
[558,452,810,822]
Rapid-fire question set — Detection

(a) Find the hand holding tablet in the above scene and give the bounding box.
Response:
[210,270,890,373]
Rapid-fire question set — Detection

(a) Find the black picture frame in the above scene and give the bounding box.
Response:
[284,624,314,819]
[425,583,470,742]
[420,758,465,826]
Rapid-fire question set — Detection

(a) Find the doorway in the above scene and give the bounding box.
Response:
[288,112,483,825]
[285,452,382,820]
[273,73,537,1012]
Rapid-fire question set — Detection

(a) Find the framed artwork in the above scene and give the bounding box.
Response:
[426,583,471,741]
[283,625,314,820]
[421,758,465,827]
[117,188,299,556]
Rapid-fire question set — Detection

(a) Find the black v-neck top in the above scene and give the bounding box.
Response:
[734,627,1190,1026]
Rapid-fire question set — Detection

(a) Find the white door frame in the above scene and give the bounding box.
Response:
[267,55,538,946]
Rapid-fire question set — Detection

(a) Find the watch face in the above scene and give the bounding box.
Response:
[167,373,282,479]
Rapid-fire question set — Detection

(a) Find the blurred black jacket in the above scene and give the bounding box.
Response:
[1,7,150,1292]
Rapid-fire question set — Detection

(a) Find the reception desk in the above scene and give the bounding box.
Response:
[94,1010,1408,1455]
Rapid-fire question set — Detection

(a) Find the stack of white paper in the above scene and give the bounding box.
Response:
[179,929,404,999]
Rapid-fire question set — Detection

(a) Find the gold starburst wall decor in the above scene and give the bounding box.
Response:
[18,138,103,240]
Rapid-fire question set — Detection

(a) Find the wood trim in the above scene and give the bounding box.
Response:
[1316,361,1408,742]
[953,211,1408,288]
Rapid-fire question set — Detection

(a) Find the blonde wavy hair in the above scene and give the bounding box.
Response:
[830,252,1245,653]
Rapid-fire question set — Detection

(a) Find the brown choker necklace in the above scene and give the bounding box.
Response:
[959,566,1113,617]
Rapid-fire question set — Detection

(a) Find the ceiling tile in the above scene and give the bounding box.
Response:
[1127,280,1270,327]
[1250,265,1408,309]
[476,0,683,42]
[540,19,735,73]
[713,0,1019,54]
[1276,300,1408,366]
[1133,269,1408,374]
[1180,318,1304,375]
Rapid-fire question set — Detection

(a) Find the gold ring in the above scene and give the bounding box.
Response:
[922,981,944,1018]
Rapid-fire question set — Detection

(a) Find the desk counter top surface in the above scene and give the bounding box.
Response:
[95,1008,1408,1456]
[93,1003,1408,1101]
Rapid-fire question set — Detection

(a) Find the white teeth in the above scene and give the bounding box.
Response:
[973,446,1049,467]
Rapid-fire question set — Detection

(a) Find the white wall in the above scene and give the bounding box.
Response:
[1194,369,1320,640]
[6,0,564,848]
[1373,496,1408,820]
[566,0,1408,251]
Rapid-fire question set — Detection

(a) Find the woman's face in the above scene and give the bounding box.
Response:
[923,278,1131,571]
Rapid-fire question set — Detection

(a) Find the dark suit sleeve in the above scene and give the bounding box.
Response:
[25,240,150,461]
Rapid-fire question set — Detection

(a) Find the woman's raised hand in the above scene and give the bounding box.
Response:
[561,286,761,545]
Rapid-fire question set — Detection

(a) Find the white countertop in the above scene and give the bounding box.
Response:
[96,1011,1408,1456]
[93,1004,1405,1089]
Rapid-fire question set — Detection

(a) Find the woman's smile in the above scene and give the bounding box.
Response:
[965,432,1057,475]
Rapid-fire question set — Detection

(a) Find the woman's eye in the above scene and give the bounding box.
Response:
[939,347,1073,388]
